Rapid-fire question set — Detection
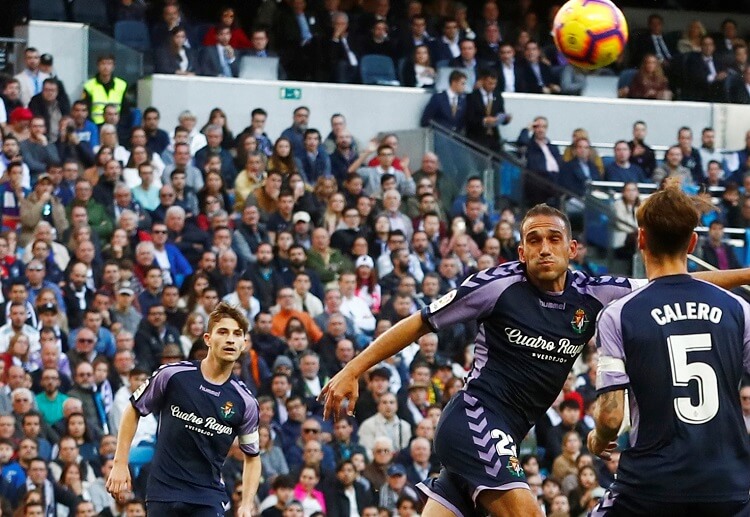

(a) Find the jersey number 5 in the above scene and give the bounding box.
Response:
[667,333,720,424]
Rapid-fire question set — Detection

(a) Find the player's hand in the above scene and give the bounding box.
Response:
[319,369,359,421]
[106,462,132,500]
[236,503,254,517]
[587,430,617,460]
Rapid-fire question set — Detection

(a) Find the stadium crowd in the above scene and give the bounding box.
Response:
[0,1,749,517]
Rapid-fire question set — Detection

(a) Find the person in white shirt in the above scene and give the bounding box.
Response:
[222,277,261,326]
[357,393,412,453]
[14,48,50,106]
[108,368,157,444]
[338,273,376,334]
[0,303,40,353]
[698,127,725,178]
[292,272,323,318]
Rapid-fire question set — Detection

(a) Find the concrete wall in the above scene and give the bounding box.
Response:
[139,74,721,153]
[16,21,89,100]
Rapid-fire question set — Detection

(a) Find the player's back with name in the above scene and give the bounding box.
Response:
[601,275,750,503]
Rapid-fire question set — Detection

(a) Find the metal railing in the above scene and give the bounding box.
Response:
[0,37,27,75]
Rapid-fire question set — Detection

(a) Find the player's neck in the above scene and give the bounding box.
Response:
[644,253,688,280]
[200,355,234,384]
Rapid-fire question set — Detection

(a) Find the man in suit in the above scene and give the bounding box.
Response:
[448,39,479,73]
[519,40,560,94]
[684,35,729,102]
[517,116,562,205]
[399,14,434,61]
[497,41,525,93]
[630,14,676,69]
[199,24,239,78]
[429,18,461,64]
[274,0,322,81]
[466,69,511,152]
[420,70,467,133]
[702,220,741,270]
[476,22,502,66]
[730,66,750,104]
[327,11,360,83]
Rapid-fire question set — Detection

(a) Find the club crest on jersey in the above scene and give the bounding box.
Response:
[506,456,524,478]
[220,401,235,420]
[571,309,589,334]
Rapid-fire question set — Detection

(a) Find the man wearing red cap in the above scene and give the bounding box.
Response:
[8,107,32,141]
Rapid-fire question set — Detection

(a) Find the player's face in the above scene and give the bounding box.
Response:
[204,317,247,364]
[519,215,576,291]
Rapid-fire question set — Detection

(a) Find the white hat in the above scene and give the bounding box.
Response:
[355,255,374,269]
[293,211,311,224]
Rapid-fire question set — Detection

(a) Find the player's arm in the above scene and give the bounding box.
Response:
[691,269,750,290]
[236,454,262,517]
[106,404,140,498]
[319,311,432,420]
[587,389,625,460]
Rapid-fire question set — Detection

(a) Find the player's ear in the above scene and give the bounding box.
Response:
[568,237,578,259]
[687,231,698,254]
[517,242,525,263]
[240,333,249,353]
[203,332,211,346]
[637,228,646,250]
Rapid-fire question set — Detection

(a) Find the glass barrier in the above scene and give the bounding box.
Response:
[87,27,143,87]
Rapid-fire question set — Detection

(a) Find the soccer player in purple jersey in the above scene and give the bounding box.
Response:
[589,186,750,516]
[320,203,750,517]
[107,302,261,517]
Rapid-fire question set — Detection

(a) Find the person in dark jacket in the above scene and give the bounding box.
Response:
[322,459,375,517]
[133,304,180,373]
[701,220,742,270]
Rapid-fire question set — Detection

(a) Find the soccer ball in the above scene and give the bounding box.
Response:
[553,0,629,70]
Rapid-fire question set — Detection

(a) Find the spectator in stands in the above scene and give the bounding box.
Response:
[194,125,236,189]
[328,12,360,84]
[559,137,599,197]
[28,79,69,144]
[359,392,411,452]
[699,127,725,178]
[19,172,67,247]
[517,116,561,205]
[154,25,199,76]
[402,44,436,89]
[378,464,419,513]
[14,47,49,107]
[201,25,240,78]
[653,145,694,186]
[241,27,275,62]
[519,40,560,95]
[626,54,672,101]
[727,42,748,76]
[299,129,331,184]
[677,19,706,54]
[730,66,750,104]
[69,101,98,149]
[141,107,170,157]
[420,70,467,133]
[684,35,729,102]
[448,39,479,73]
[628,120,657,179]
[476,22,501,66]
[431,18,461,63]
[604,140,646,183]
[677,126,704,183]
[82,55,128,127]
[631,14,676,70]
[612,182,640,261]
[275,0,323,81]
[202,7,252,49]
[701,220,741,270]
[466,69,510,153]
[323,459,374,517]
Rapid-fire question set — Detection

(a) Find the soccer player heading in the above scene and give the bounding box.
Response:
[107,302,261,517]
[320,202,750,517]
[589,185,750,516]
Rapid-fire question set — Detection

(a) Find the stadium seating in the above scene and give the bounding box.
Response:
[71,0,110,29]
[114,21,151,52]
[359,55,400,86]
[30,0,66,21]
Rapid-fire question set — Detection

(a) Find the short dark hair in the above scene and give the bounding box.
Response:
[520,204,572,241]
[448,70,467,84]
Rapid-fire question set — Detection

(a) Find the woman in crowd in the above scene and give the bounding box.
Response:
[201,108,235,150]
[310,177,338,221]
[612,182,640,261]
[2,334,39,373]
[627,54,673,100]
[180,312,206,357]
[368,214,391,260]
[677,19,706,53]
[202,6,252,49]
[197,171,232,217]
[402,45,436,89]
[493,220,519,262]
[354,255,381,314]
[66,413,98,462]
[234,133,261,171]
[293,466,326,516]
[179,272,210,312]
[267,138,303,183]
[568,465,603,516]
[101,228,135,263]
[84,146,114,186]
[552,431,582,487]
[320,192,347,235]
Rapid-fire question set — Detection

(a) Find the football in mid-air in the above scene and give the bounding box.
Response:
[553,0,629,70]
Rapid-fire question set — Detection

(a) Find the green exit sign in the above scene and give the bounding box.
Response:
[279,87,302,100]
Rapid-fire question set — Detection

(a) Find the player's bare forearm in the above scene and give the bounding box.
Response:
[319,312,433,419]
[692,269,750,290]
[342,312,432,378]
[239,454,261,515]
[113,405,140,464]
[594,389,625,442]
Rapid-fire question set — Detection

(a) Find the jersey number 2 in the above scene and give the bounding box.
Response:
[667,333,720,424]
